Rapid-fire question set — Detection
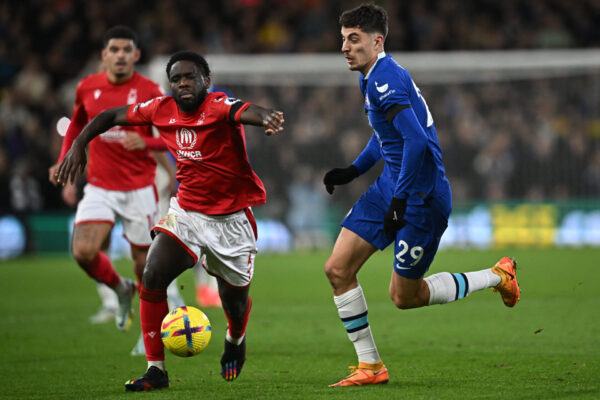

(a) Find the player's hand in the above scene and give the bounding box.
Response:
[61,182,78,207]
[323,165,358,194]
[121,131,146,151]
[263,110,284,136]
[48,163,60,186]
[384,197,407,239]
[56,142,87,185]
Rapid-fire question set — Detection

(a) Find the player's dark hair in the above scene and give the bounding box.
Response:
[339,3,388,39]
[103,25,138,47]
[166,51,211,78]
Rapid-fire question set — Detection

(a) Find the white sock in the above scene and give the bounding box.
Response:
[425,269,501,305]
[333,284,380,364]
[148,360,165,372]
[226,330,245,345]
[96,282,118,310]
[166,280,185,309]
[464,269,501,293]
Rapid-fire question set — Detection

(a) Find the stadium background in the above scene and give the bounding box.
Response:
[1,2,599,399]
[0,0,599,257]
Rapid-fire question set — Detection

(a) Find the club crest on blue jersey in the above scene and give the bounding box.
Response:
[375,81,388,93]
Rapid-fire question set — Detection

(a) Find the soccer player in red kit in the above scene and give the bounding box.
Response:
[48,26,171,332]
[56,51,285,391]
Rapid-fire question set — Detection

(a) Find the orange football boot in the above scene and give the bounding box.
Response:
[196,284,222,308]
[329,361,389,387]
[491,257,520,307]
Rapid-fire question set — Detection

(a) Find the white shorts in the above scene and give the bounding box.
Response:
[154,197,258,288]
[75,183,159,247]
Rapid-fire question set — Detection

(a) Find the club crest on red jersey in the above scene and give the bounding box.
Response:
[127,88,138,104]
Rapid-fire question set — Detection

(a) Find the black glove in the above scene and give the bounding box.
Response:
[323,165,359,194]
[384,197,407,239]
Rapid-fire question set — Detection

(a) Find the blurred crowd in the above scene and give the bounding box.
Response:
[234,73,600,223]
[0,0,599,227]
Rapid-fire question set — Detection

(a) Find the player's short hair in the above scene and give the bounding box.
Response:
[103,25,138,47]
[339,3,388,39]
[166,51,211,78]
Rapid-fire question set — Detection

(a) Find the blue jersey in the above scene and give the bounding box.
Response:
[353,53,450,211]
[341,53,451,278]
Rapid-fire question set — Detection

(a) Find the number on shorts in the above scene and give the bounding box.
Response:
[395,240,424,266]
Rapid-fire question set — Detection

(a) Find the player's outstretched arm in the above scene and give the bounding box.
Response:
[239,104,284,136]
[56,105,130,185]
[323,133,382,194]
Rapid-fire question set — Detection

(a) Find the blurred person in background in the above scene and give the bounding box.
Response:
[47,26,184,343]
[322,4,521,387]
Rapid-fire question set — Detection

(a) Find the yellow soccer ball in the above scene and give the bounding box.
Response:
[160,306,212,357]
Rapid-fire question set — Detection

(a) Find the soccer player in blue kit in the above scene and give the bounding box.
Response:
[323,4,521,387]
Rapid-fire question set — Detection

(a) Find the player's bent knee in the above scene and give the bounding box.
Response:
[141,263,167,290]
[72,245,98,268]
[324,258,349,286]
[389,292,420,310]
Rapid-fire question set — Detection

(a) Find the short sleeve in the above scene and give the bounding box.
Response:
[126,96,162,125]
[211,93,251,123]
[370,69,410,112]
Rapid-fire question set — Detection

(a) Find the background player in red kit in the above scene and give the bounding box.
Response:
[48,26,168,332]
[56,51,285,391]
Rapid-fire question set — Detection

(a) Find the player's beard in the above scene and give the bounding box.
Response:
[176,88,208,113]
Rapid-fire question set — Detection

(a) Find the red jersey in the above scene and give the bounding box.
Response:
[126,92,266,214]
[59,71,164,190]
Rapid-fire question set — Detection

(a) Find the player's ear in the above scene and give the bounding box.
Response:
[101,48,108,62]
[374,34,384,49]
[133,49,141,63]
[204,76,211,88]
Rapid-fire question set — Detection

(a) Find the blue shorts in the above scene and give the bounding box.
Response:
[341,184,450,279]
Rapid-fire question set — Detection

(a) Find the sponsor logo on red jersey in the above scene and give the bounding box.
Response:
[175,128,202,161]
[99,126,128,142]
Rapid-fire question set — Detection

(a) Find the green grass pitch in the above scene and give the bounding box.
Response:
[1,248,599,399]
